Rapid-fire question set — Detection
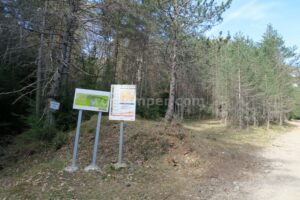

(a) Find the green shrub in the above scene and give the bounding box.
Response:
[52,131,67,150]
[21,115,68,152]
[137,105,161,120]
[24,115,61,143]
[289,112,300,120]
[6,115,68,161]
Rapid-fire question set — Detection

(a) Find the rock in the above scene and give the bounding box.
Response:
[233,185,240,192]
[112,163,127,170]
[125,182,131,187]
[172,158,178,167]
[233,182,240,192]
[67,187,75,192]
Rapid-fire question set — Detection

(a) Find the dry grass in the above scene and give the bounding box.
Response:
[184,120,292,147]
[0,117,294,199]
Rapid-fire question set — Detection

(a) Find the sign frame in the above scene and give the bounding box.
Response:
[49,100,60,111]
[73,88,110,112]
[109,85,136,121]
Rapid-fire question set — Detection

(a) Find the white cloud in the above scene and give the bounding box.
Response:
[227,0,274,21]
[207,0,280,36]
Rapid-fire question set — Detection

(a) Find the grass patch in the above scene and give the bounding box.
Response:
[183,120,293,147]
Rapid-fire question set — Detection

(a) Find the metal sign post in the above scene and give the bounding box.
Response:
[65,110,83,172]
[85,112,103,172]
[114,120,127,169]
[65,88,110,172]
[118,120,125,164]
[109,85,136,169]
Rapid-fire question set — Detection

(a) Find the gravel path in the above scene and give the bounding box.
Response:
[243,121,300,200]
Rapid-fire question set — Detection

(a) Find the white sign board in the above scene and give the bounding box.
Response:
[73,88,110,112]
[50,100,60,110]
[109,85,136,121]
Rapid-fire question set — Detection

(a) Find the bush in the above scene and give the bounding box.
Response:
[24,116,53,141]
[52,131,67,150]
[137,105,161,120]
[137,93,168,120]
[289,112,300,120]
[23,115,66,146]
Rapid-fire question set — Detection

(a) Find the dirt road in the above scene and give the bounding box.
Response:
[241,122,300,200]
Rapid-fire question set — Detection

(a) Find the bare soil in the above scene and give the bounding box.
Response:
[0,117,296,200]
[232,121,300,200]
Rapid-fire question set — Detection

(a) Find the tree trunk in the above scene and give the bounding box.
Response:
[47,0,78,125]
[113,29,120,84]
[238,67,243,129]
[136,55,143,98]
[164,0,178,123]
[164,39,177,122]
[253,108,257,127]
[36,0,47,116]
[267,110,270,129]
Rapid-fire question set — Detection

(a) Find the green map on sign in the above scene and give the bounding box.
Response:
[75,93,109,110]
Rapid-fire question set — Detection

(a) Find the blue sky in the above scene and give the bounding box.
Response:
[207,0,300,52]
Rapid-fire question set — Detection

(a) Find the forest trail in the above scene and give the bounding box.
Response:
[240,121,300,200]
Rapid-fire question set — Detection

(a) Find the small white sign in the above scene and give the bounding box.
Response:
[50,100,60,110]
[109,85,136,121]
[73,88,110,112]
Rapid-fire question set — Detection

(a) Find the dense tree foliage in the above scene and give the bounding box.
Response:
[0,0,299,139]
[210,27,299,128]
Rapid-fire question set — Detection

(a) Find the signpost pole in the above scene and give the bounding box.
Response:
[116,120,126,168]
[65,110,83,172]
[85,112,102,171]
[110,85,136,169]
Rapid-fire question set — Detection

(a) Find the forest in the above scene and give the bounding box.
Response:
[0,0,300,143]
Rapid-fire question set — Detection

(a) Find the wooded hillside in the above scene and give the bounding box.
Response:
[0,0,299,138]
